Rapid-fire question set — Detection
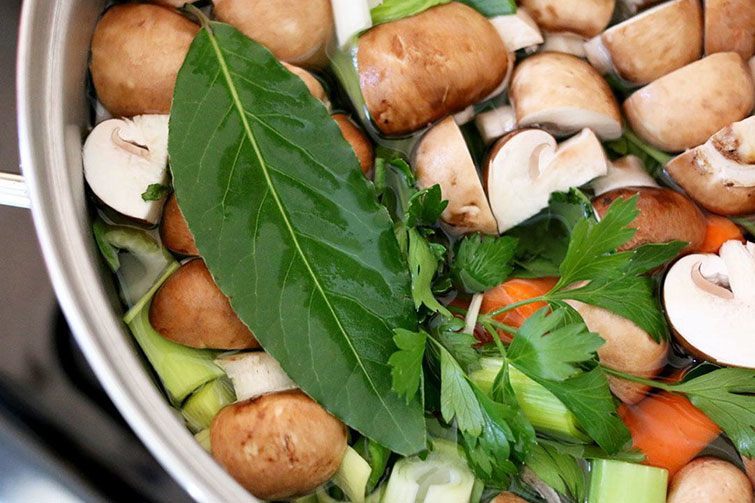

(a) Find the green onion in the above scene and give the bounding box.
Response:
[181,377,235,432]
[588,459,668,503]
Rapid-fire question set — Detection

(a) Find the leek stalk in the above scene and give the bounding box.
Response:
[181,377,235,432]
[588,459,668,503]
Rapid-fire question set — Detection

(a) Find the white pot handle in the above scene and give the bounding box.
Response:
[0,172,30,209]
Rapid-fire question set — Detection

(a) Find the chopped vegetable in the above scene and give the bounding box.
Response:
[480,277,557,336]
[699,214,745,253]
[331,446,372,503]
[181,377,235,432]
[588,459,668,503]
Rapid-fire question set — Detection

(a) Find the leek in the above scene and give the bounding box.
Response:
[330,0,372,47]
[181,377,235,432]
[353,436,391,492]
[332,446,372,503]
[470,358,589,442]
[194,429,211,452]
[588,459,668,503]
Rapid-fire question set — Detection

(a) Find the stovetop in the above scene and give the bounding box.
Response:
[1,3,191,501]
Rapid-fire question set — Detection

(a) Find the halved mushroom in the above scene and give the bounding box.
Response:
[486,128,609,232]
[212,0,334,68]
[149,259,260,349]
[666,116,755,216]
[160,193,199,256]
[743,456,755,488]
[332,113,374,176]
[215,352,297,402]
[623,53,754,152]
[491,492,528,503]
[490,8,543,53]
[617,0,664,16]
[593,187,706,253]
[211,390,347,500]
[664,240,755,368]
[667,457,753,503]
[358,3,508,136]
[413,117,497,235]
[83,115,169,225]
[540,32,587,58]
[509,53,622,140]
[90,4,198,117]
[518,0,615,38]
[584,0,702,85]
[282,63,329,106]
[591,155,659,196]
[704,0,755,60]
[475,105,517,145]
[569,301,668,404]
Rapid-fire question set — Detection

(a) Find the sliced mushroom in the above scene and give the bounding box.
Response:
[519,0,615,38]
[475,105,517,145]
[509,53,622,140]
[593,187,706,253]
[617,0,665,16]
[332,113,374,176]
[664,240,755,368]
[569,301,668,404]
[212,0,334,68]
[666,116,755,216]
[486,128,609,232]
[282,63,329,106]
[90,4,198,117]
[491,492,528,503]
[413,117,497,235]
[490,8,543,53]
[623,53,754,152]
[215,352,297,402]
[83,115,169,225]
[667,457,753,503]
[160,193,199,256]
[540,32,587,58]
[358,3,508,136]
[704,0,755,60]
[584,0,702,85]
[211,390,347,500]
[591,155,659,196]
[149,259,260,349]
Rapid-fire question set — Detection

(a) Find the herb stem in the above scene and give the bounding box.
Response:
[485,295,548,319]
[600,366,674,392]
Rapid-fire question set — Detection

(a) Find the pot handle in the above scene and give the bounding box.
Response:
[0,172,30,209]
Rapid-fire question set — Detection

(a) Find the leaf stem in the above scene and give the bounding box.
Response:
[182,4,212,30]
[600,365,674,392]
[485,295,548,319]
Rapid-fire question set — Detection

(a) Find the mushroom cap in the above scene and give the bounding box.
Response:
[569,301,668,404]
[588,0,702,85]
[332,113,374,176]
[281,63,329,106]
[210,390,348,500]
[490,8,544,53]
[519,0,615,38]
[592,155,659,196]
[704,0,755,61]
[160,193,199,256]
[149,259,259,349]
[623,52,754,152]
[593,187,707,253]
[667,457,753,503]
[491,492,529,503]
[510,53,622,140]
[667,115,755,216]
[540,31,587,58]
[743,456,755,488]
[486,128,609,232]
[90,4,198,117]
[413,117,497,235]
[358,3,508,136]
[664,240,755,368]
[215,352,297,402]
[212,0,334,68]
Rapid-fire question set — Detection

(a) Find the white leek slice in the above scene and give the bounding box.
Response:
[215,351,297,402]
[331,0,372,47]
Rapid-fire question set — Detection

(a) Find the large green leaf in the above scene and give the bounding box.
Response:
[169,22,425,454]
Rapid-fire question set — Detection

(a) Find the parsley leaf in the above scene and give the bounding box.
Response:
[508,308,605,382]
[406,184,448,228]
[374,158,415,223]
[525,443,587,502]
[141,183,170,201]
[408,228,450,316]
[433,315,480,372]
[388,329,428,404]
[451,234,518,293]
[623,241,687,274]
[439,346,484,435]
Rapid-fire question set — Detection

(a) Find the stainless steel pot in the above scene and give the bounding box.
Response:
[12,2,255,501]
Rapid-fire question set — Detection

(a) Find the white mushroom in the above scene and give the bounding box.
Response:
[592,155,659,196]
[663,240,755,368]
[704,0,755,61]
[584,0,703,85]
[83,114,169,225]
[540,32,587,58]
[666,115,755,215]
[518,0,615,38]
[509,53,622,140]
[215,352,297,402]
[490,8,543,53]
[475,105,517,144]
[486,128,609,232]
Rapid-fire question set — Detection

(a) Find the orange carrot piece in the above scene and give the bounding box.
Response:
[480,278,558,341]
[619,392,720,476]
[699,215,745,253]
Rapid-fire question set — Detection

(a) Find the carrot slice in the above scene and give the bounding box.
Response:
[479,278,558,341]
[699,215,744,253]
[619,392,720,476]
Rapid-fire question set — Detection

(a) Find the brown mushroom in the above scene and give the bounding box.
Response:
[540,31,588,58]
[90,4,198,117]
[519,0,615,38]
[667,457,753,503]
[491,492,528,503]
[160,193,198,256]
[704,0,755,60]
[413,117,497,235]
[623,53,754,152]
[358,3,508,136]
[666,116,755,216]
[282,63,329,106]
[332,113,374,176]
[509,53,622,140]
[592,187,707,253]
[743,456,755,488]
[149,259,259,349]
[584,0,702,85]
[211,390,347,500]
[212,0,334,68]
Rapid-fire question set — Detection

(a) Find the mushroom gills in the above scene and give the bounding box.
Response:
[215,351,297,402]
